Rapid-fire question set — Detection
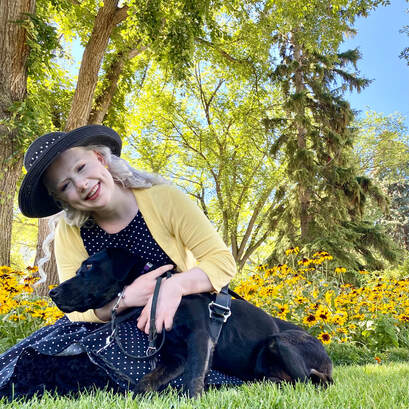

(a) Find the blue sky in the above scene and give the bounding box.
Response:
[70,1,408,127]
[342,0,408,127]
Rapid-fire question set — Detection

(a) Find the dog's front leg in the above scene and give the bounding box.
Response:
[182,330,215,398]
[134,350,185,394]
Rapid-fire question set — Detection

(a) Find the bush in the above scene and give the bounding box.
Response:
[234,248,409,355]
[0,265,63,353]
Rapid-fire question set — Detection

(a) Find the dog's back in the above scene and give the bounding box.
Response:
[164,295,333,387]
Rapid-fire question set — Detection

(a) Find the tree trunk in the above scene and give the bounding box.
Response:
[64,0,122,130]
[0,0,35,266]
[34,1,129,292]
[88,46,146,124]
[292,38,312,242]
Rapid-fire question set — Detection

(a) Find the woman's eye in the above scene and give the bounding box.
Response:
[61,183,69,192]
[78,164,85,172]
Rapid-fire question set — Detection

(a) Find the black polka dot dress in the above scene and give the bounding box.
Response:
[0,212,242,401]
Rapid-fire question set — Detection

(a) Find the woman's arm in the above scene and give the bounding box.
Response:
[93,264,174,322]
[136,266,213,334]
[132,186,236,333]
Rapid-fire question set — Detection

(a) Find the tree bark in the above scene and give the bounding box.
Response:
[34,1,130,293]
[64,0,124,130]
[292,38,312,242]
[0,0,35,266]
[88,46,146,124]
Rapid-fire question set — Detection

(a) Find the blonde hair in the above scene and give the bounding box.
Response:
[36,145,168,286]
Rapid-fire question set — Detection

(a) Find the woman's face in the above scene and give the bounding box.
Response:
[44,147,116,213]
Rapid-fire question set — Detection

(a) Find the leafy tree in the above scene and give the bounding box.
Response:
[31,0,222,291]
[127,60,286,270]
[265,37,399,270]
[354,111,409,251]
[1,0,36,266]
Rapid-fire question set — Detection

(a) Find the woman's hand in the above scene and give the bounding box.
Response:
[124,264,174,307]
[136,267,214,334]
[137,276,184,334]
[94,264,173,322]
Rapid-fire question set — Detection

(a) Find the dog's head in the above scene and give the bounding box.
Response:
[49,248,147,313]
[254,331,333,386]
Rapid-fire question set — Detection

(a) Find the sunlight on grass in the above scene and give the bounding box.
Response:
[2,363,409,409]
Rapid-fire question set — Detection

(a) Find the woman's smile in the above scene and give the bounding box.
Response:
[85,182,101,200]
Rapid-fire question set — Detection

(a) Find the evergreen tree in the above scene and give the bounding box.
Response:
[266,33,400,270]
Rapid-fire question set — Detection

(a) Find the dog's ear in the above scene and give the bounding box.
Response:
[268,333,311,382]
[254,341,271,378]
[105,247,146,281]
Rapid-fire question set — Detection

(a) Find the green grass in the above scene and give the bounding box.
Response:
[1,363,409,409]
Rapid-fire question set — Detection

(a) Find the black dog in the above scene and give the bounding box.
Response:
[50,248,333,397]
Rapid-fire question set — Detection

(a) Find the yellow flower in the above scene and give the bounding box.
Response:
[285,247,299,256]
[317,332,331,344]
[0,266,12,274]
[8,314,26,321]
[275,303,289,316]
[294,295,308,305]
[398,314,409,323]
[316,305,331,322]
[335,267,346,273]
[303,314,317,327]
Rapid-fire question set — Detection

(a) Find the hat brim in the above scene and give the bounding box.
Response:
[18,125,122,218]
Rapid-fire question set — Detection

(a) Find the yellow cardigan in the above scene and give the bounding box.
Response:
[54,184,236,323]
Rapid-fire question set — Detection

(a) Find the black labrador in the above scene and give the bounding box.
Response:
[49,248,333,397]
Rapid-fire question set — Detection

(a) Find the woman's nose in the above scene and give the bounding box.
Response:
[75,178,88,192]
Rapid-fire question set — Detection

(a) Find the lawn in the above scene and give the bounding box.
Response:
[1,362,409,409]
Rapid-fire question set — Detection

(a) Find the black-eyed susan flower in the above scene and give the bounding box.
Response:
[303,314,317,326]
[317,332,331,344]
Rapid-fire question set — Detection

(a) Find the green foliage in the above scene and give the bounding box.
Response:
[326,342,375,365]
[127,58,287,268]
[264,34,401,270]
[16,12,62,77]
[0,314,44,354]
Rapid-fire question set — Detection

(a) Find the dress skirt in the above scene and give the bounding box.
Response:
[0,314,243,401]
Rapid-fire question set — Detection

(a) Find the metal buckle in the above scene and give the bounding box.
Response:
[146,346,157,357]
[208,301,231,323]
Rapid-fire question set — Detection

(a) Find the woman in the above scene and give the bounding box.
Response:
[0,125,242,400]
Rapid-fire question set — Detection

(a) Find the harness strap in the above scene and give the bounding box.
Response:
[97,272,240,364]
[208,284,232,343]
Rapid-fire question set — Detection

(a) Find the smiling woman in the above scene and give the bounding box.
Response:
[0,125,240,401]
[43,147,137,231]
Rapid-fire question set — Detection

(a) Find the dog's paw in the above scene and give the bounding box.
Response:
[182,379,204,398]
[134,372,164,394]
[134,377,155,394]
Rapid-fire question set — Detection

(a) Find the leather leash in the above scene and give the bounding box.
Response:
[97,268,170,369]
[97,269,241,366]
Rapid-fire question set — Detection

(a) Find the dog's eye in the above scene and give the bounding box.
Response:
[86,264,92,270]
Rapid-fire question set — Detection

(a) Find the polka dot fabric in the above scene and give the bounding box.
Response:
[0,212,242,400]
[80,211,174,266]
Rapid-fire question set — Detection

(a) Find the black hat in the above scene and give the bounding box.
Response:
[18,125,122,218]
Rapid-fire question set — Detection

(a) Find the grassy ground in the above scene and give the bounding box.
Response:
[1,362,409,409]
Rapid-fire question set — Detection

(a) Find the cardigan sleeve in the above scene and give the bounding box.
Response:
[54,219,105,323]
[164,186,237,291]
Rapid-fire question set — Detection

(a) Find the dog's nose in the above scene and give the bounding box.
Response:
[49,287,58,298]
